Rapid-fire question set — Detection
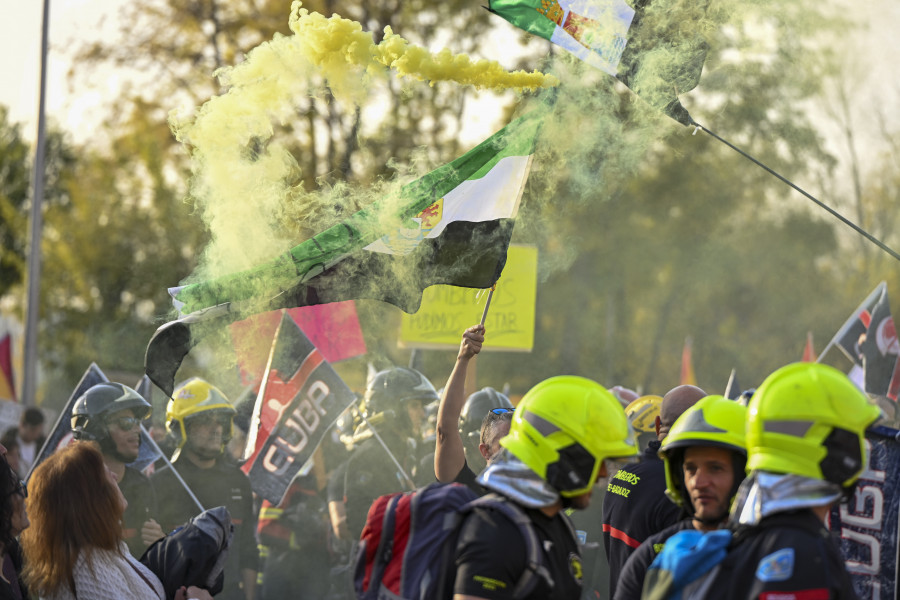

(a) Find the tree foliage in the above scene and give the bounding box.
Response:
[0,108,76,299]
[4,0,897,405]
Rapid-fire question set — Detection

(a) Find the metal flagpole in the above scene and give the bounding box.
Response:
[480,284,496,327]
[357,413,416,491]
[22,0,52,407]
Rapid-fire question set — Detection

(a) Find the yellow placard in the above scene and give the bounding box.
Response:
[399,244,537,351]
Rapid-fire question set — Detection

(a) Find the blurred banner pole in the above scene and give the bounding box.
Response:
[23,0,51,407]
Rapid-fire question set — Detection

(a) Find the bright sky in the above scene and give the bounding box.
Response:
[0,0,115,141]
[2,0,899,153]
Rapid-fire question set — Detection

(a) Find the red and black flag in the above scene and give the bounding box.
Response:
[29,363,108,480]
[825,282,886,366]
[241,310,358,504]
[860,288,900,401]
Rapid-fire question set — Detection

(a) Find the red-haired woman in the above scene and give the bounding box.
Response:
[21,443,211,600]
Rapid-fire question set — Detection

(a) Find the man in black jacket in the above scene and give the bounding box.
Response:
[433,324,514,492]
[450,376,639,600]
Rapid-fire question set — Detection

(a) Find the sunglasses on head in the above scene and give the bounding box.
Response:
[489,408,515,415]
[108,416,142,431]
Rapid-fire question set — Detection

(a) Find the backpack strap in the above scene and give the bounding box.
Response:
[371,494,401,591]
[354,493,402,599]
[462,494,555,599]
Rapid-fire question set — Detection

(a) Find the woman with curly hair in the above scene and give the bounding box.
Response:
[21,443,212,600]
[0,442,28,600]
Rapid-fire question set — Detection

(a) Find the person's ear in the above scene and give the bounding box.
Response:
[479,442,491,460]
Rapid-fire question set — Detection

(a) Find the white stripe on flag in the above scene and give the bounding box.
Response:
[365,154,533,256]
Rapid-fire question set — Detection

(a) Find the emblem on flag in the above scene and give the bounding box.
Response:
[374,199,444,255]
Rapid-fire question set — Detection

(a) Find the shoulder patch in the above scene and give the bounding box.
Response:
[755,548,795,582]
[575,529,588,545]
[568,552,583,584]
[472,575,507,591]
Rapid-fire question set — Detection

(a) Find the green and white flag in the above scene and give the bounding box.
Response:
[489,0,635,76]
[169,111,542,316]
[488,0,709,125]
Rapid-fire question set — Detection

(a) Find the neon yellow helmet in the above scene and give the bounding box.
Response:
[167,377,236,449]
[747,362,881,490]
[659,395,748,512]
[625,395,663,451]
[500,376,638,498]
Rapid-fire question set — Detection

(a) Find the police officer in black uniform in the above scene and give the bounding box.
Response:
[326,366,438,542]
[71,382,162,558]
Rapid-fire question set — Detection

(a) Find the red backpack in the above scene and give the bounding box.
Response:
[353,481,553,600]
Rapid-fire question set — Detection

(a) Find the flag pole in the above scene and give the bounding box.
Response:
[696,124,900,264]
[22,0,52,407]
[357,413,416,491]
[141,423,205,514]
[723,368,738,399]
[480,284,497,327]
[243,312,285,463]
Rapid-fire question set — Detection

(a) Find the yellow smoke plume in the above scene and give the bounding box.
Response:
[287,2,558,95]
[170,1,556,283]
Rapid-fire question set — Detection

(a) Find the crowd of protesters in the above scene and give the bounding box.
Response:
[0,322,884,599]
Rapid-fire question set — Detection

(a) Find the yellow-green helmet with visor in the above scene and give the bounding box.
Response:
[500,376,638,498]
[747,362,881,490]
[659,395,748,511]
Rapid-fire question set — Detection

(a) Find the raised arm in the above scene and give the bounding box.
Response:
[434,324,484,482]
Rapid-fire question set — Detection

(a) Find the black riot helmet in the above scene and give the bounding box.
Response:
[362,367,438,434]
[71,383,152,442]
[71,383,151,462]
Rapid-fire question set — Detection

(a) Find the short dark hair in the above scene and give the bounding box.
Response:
[22,408,44,427]
[480,410,514,446]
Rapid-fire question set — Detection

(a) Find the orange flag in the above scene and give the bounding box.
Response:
[802,331,817,362]
[0,334,16,402]
[680,337,697,386]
